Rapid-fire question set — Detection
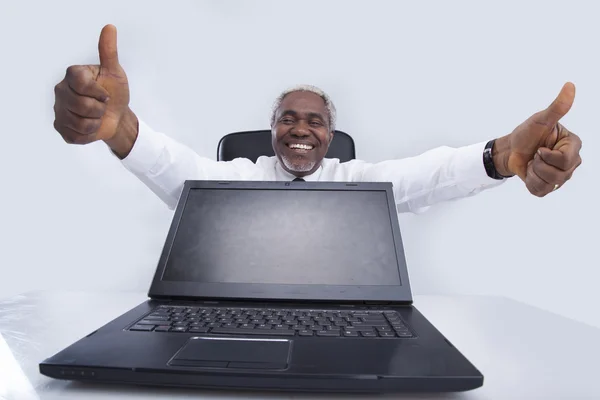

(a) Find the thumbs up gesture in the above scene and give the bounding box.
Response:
[492,82,582,196]
[54,24,137,158]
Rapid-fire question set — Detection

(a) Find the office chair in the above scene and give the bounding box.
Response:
[217,130,356,163]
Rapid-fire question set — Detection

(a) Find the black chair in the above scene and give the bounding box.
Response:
[217,130,356,163]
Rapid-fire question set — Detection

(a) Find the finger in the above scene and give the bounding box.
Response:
[537,144,580,171]
[531,153,569,186]
[55,84,107,119]
[553,128,582,155]
[525,160,554,197]
[53,120,97,145]
[56,109,103,136]
[538,82,576,127]
[98,24,120,71]
[65,65,109,102]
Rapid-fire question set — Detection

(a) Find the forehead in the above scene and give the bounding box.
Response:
[276,91,328,117]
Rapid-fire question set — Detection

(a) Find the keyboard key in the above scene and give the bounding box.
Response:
[137,320,161,325]
[144,316,169,321]
[394,326,409,332]
[345,326,375,332]
[148,312,170,317]
[130,324,154,331]
[170,327,188,333]
[189,327,210,333]
[299,330,314,336]
[360,316,387,322]
[343,331,359,337]
[210,328,295,336]
[379,332,396,338]
[352,321,389,327]
[396,331,414,338]
[317,330,340,337]
[361,332,377,337]
[154,326,171,332]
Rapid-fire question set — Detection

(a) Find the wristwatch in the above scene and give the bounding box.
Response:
[483,139,513,180]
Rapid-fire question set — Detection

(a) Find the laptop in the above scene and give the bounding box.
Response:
[39,180,483,393]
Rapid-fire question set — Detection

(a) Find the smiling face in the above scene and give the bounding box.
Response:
[271,91,334,176]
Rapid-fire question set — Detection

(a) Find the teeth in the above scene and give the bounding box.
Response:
[289,144,314,150]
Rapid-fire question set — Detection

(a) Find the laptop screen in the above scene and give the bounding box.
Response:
[161,188,402,286]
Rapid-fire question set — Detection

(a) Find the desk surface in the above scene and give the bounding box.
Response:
[1,291,599,400]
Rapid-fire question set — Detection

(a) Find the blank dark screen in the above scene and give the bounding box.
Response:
[161,188,402,285]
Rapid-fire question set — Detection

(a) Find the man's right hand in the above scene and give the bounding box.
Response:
[53,24,138,158]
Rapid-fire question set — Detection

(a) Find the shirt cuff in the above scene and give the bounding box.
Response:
[454,141,506,188]
[119,118,166,175]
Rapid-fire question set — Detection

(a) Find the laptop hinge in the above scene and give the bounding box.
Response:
[150,296,412,306]
[362,301,412,306]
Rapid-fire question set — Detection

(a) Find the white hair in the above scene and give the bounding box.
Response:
[270,84,337,131]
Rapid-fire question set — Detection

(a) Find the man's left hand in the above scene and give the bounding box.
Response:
[493,82,582,197]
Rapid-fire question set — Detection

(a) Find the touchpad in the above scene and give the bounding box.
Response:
[169,337,291,370]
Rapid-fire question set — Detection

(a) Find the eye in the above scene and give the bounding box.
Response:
[310,120,323,127]
[281,118,294,124]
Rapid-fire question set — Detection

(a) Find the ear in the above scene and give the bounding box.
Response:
[328,130,335,144]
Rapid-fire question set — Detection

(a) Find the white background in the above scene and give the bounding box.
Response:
[1,0,598,327]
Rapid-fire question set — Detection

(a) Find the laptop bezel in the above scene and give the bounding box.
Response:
[147,180,413,304]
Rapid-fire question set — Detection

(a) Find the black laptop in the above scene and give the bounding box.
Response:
[40,180,483,393]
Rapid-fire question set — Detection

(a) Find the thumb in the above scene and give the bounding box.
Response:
[540,82,576,127]
[98,24,120,70]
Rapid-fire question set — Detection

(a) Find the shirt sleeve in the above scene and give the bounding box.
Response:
[119,119,260,209]
[355,142,506,213]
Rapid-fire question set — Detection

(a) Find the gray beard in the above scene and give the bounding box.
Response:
[282,155,316,173]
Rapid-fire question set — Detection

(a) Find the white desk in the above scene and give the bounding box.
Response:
[1,291,599,400]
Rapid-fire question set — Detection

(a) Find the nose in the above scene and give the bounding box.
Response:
[292,121,310,137]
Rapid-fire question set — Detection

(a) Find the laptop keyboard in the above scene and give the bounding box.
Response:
[127,305,415,338]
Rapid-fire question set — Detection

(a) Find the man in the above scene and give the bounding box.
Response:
[53,25,583,213]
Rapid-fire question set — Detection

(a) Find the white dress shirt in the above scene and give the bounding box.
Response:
[119,119,505,213]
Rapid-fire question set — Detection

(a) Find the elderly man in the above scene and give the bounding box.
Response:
[53,25,583,213]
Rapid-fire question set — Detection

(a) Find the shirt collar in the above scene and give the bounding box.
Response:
[274,159,324,181]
